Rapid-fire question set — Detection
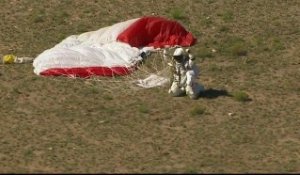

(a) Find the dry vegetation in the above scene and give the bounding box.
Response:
[0,0,300,173]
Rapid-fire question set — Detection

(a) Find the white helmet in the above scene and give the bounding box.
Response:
[173,48,185,57]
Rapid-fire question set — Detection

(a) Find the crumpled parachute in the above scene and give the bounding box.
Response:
[33,16,197,78]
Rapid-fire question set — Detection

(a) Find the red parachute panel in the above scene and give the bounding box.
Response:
[40,66,136,78]
[117,16,197,48]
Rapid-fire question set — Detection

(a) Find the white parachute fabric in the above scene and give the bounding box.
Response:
[33,42,142,76]
[54,18,139,49]
[33,18,141,77]
[135,74,169,88]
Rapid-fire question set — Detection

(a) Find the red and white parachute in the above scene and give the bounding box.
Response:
[33,16,197,78]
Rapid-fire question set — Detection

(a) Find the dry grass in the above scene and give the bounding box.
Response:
[1,0,300,173]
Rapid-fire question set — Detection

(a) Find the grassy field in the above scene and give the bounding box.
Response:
[0,0,300,173]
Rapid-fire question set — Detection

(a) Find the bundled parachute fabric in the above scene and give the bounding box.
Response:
[2,54,16,64]
[3,54,34,64]
[135,74,170,88]
[33,16,196,78]
[117,16,196,48]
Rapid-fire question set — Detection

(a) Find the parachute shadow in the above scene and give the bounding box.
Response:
[198,88,232,99]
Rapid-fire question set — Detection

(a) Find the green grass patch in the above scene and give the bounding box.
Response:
[190,106,206,116]
[219,26,230,32]
[33,14,46,23]
[103,94,113,100]
[138,104,150,114]
[222,11,234,22]
[51,11,70,25]
[104,107,116,115]
[207,0,216,4]
[220,36,248,57]
[230,43,248,57]
[170,8,185,20]
[208,63,222,72]
[202,17,213,27]
[84,86,100,95]
[24,149,33,159]
[272,38,285,51]
[197,47,213,58]
[232,91,251,102]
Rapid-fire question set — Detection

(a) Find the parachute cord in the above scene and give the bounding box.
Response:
[48,48,173,95]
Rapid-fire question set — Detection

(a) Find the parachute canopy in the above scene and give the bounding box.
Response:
[33,16,197,78]
[117,16,196,48]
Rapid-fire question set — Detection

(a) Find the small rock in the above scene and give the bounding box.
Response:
[228,112,234,116]
[99,120,105,124]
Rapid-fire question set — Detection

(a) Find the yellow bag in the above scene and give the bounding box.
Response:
[2,54,16,64]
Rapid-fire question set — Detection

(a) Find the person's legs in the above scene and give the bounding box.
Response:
[185,71,204,99]
[169,82,185,97]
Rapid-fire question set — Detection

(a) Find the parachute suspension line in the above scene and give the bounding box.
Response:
[33,16,197,92]
[43,49,173,95]
[46,47,177,94]
[140,49,169,76]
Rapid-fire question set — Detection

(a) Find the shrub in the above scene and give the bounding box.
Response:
[103,94,113,100]
[33,14,45,23]
[138,104,150,114]
[219,26,229,32]
[232,91,251,102]
[197,47,213,58]
[272,38,285,51]
[230,43,248,56]
[170,8,185,20]
[190,106,206,116]
[222,11,234,22]
[221,36,248,57]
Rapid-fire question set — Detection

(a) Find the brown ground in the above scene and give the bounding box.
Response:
[0,0,300,173]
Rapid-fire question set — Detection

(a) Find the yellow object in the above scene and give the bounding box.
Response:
[2,54,16,64]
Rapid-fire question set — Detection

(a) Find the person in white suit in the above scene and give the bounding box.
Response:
[168,47,204,99]
[184,49,204,99]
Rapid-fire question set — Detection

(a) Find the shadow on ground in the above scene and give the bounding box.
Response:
[199,88,232,99]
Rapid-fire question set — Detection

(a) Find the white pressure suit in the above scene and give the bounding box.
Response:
[168,48,204,99]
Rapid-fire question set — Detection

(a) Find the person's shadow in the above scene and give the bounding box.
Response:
[198,88,232,99]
